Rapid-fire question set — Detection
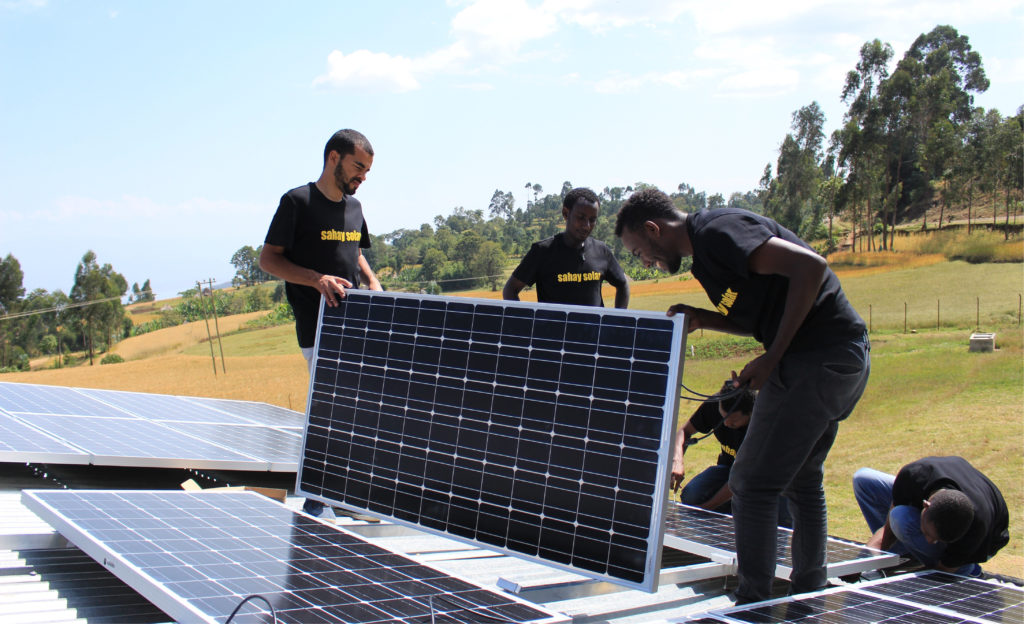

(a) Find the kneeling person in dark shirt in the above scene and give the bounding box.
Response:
[853,456,1009,576]
[503,187,629,308]
[671,383,792,527]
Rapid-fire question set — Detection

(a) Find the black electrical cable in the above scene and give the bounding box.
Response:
[225,594,277,624]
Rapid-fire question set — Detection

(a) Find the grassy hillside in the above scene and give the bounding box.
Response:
[3,259,1021,577]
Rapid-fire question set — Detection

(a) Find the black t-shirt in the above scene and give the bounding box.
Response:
[687,208,865,352]
[264,182,371,348]
[511,233,627,306]
[689,401,746,467]
[892,456,1010,567]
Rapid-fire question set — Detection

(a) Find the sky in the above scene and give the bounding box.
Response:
[1,0,1021,300]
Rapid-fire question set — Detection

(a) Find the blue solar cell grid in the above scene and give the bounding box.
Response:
[297,291,686,592]
[23,490,567,624]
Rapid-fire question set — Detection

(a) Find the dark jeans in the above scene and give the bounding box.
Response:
[681,464,792,528]
[729,333,870,604]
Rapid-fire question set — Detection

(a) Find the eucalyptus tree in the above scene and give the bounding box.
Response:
[70,251,128,365]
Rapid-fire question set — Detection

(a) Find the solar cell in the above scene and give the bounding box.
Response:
[662,502,901,579]
[78,387,256,424]
[23,489,568,624]
[700,571,1024,624]
[0,411,89,464]
[0,382,304,471]
[297,291,686,592]
[0,381,130,418]
[857,572,1024,623]
[20,413,269,470]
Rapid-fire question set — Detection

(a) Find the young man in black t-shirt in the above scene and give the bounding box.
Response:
[615,189,869,604]
[503,187,629,308]
[853,456,1009,575]
[260,129,383,519]
[260,129,382,365]
[671,385,792,528]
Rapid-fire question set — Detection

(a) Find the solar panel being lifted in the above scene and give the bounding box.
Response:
[297,291,686,592]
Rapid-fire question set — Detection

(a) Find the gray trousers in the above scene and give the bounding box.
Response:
[729,333,870,603]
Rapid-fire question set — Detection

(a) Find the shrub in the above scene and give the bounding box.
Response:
[100,353,125,365]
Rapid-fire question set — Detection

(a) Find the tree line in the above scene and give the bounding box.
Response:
[0,251,152,370]
[759,25,1022,251]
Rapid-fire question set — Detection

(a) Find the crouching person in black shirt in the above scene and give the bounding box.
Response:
[671,383,792,528]
[853,456,1009,576]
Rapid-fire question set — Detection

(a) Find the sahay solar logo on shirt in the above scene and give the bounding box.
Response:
[716,288,738,315]
[320,229,361,242]
[557,271,601,283]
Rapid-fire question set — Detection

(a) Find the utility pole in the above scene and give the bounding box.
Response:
[196,281,217,376]
[204,278,227,374]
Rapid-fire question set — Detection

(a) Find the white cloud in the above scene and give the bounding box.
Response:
[451,0,558,57]
[313,49,420,93]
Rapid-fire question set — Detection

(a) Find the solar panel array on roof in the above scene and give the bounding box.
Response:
[297,291,686,592]
[696,571,1023,624]
[23,489,568,624]
[663,502,901,579]
[0,382,303,471]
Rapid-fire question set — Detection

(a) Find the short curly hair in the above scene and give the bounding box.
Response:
[927,489,975,543]
[563,187,599,211]
[614,188,679,236]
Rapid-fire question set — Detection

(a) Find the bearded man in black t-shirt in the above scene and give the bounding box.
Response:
[260,129,383,519]
[260,129,383,365]
[503,187,629,308]
[616,188,869,604]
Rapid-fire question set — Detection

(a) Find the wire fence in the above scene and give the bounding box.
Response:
[861,294,1022,332]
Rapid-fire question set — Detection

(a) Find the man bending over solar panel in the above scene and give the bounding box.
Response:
[260,128,383,518]
[853,456,1009,577]
[503,187,630,308]
[615,189,870,605]
[670,381,792,528]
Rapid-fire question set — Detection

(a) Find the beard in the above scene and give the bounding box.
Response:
[664,252,682,274]
[334,162,359,195]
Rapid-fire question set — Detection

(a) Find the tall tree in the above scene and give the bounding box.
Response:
[230,245,269,286]
[70,251,128,365]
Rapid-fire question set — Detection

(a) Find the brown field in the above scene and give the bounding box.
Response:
[111,311,270,360]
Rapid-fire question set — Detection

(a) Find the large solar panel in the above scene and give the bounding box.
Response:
[23,489,568,624]
[0,410,89,464]
[698,571,1024,623]
[0,381,303,471]
[297,291,686,592]
[663,502,901,579]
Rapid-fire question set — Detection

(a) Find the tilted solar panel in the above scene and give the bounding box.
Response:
[0,381,304,471]
[23,489,568,624]
[0,410,89,464]
[700,571,1023,624]
[662,502,901,579]
[297,291,686,592]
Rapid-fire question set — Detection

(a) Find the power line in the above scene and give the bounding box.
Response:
[0,294,128,322]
